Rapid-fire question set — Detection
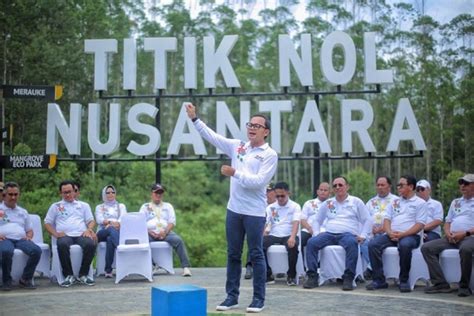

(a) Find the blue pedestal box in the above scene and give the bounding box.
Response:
[151,284,207,316]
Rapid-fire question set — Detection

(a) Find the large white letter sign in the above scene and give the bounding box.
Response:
[46,103,82,155]
[386,98,427,152]
[184,37,197,89]
[88,103,121,155]
[203,35,240,88]
[259,100,292,153]
[167,104,207,156]
[84,39,118,91]
[279,34,313,87]
[320,31,356,85]
[126,103,161,156]
[216,101,250,154]
[292,100,332,154]
[364,32,393,84]
[123,38,137,90]
[144,37,177,90]
[341,99,376,153]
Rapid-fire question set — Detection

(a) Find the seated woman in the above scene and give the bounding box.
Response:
[95,185,127,278]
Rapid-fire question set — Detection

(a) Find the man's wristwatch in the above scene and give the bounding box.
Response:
[466,231,471,237]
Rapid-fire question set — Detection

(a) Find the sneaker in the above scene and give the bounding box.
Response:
[19,278,36,290]
[276,273,286,278]
[366,281,388,290]
[78,275,95,286]
[458,287,472,297]
[342,277,354,291]
[216,298,238,311]
[266,274,275,284]
[182,267,192,277]
[2,280,12,291]
[303,273,319,289]
[104,272,114,279]
[424,283,453,294]
[60,275,76,288]
[399,282,411,293]
[363,268,372,280]
[246,300,265,313]
[286,277,297,286]
[244,265,253,279]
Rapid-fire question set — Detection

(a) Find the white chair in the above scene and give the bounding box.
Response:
[318,245,364,287]
[150,241,175,274]
[30,214,50,278]
[50,235,94,285]
[439,249,474,289]
[381,233,429,290]
[115,213,153,283]
[95,241,117,276]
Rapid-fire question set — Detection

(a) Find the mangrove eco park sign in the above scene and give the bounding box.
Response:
[46,31,426,158]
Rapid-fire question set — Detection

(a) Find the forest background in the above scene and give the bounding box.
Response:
[0,0,472,267]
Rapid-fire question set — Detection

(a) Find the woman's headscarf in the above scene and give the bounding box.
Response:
[101,185,117,206]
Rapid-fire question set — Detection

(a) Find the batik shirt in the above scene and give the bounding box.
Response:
[139,201,176,233]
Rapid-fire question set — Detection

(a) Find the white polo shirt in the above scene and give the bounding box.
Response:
[446,196,474,232]
[44,200,94,237]
[424,197,443,236]
[139,201,176,233]
[193,119,278,217]
[0,202,32,240]
[384,195,427,232]
[266,199,301,237]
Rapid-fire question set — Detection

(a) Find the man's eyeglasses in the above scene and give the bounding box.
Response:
[332,183,344,188]
[246,122,266,130]
[61,190,73,195]
[458,180,471,186]
[106,191,116,194]
[276,195,286,198]
[153,190,164,195]
[416,187,425,192]
[396,183,407,188]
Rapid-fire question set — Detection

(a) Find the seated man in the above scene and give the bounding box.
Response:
[139,183,192,277]
[415,179,443,242]
[0,182,41,290]
[44,180,97,287]
[361,176,398,279]
[300,182,330,270]
[366,175,427,293]
[263,182,301,286]
[422,173,474,297]
[303,176,370,291]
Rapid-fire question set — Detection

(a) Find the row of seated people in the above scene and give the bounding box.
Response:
[0,180,191,290]
[256,174,473,298]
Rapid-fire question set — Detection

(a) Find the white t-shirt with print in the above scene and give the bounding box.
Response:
[266,199,301,238]
[384,195,427,232]
[44,200,94,237]
[0,202,32,240]
[301,197,327,234]
[445,197,474,232]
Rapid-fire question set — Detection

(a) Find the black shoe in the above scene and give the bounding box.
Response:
[286,277,297,286]
[342,277,354,291]
[458,287,472,297]
[366,281,388,290]
[246,300,265,313]
[19,278,36,290]
[2,280,12,291]
[244,265,253,279]
[399,282,411,293]
[424,283,453,294]
[266,274,275,284]
[216,297,239,311]
[363,268,372,280]
[303,273,319,289]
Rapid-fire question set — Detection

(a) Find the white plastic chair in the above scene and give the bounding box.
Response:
[150,241,175,274]
[381,233,429,290]
[50,235,94,285]
[318,245,364,287]
[115,213,153,283]
[30,214,50,277]
[439,249,474,289]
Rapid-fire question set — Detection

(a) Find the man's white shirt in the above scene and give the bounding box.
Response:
[446,196,474,232]
[0,202,32,240]
[384,195,427,232]
[266,199,301,237]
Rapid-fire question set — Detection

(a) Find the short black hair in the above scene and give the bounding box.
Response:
[59,180,75,191]
[400,175,417,190]
[5,182,19,190]
[376,176,392,185]
[274,182,289,191]
[334,176,349,185]
[251,113,271,130]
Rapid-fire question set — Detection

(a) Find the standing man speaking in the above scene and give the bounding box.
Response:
[186,103,277,313]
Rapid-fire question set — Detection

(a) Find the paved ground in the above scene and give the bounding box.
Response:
[1,268,473,315]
